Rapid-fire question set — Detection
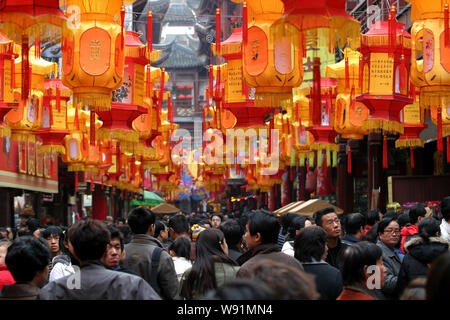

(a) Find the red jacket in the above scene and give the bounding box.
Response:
[400,224,418,254]
[0,265,15,291]
[337,288,376,300]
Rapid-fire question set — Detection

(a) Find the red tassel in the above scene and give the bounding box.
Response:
[21,37,30,102]
[101,178,104,190]
[75,172,78,191]
[147,11,153,53]
[306,158,310,177]
[49,102,54,127]
[347,144,352,174]
[242,2,248,45]
[121,6,125,49]
[56,85,61,113]
[389,5,397,52]
[410,147,415,168]
[90,178,94,191]
[359,56,363,91]
[290,166,293,181]
[437,107,443,152]
[445,4,449,47]
[10,56,15,89]
[447,136,450,163]
[383,135,388,169]
[216,8,221,57]
[35,34,40,59]
[157,68,165,127]
[268,115,274,154]
[90,111,96,146]
[74,104,80,130]
[150,175,153,189]
[345,57,350,89]
[209,65,214,98]
[312,58,321,125]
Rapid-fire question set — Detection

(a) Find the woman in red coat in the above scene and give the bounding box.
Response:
[337,241,386,300]
[0,240,15,291]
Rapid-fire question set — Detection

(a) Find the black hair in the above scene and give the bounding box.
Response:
[5,236,50,282]
[344,213,366,236]
[182,228,237,299]
[440,196,450,221]
[211,213,223,221]
[247,209,280,245]
[417,217,441,243]
[280,213,297,235]
[26,218,41,233]
[409,203,427,225]
[426,251,450,300]
[246,259,319,300]
[383,210,399,220]
[363,222,379,243]
[41,226,63,239]
[169,214,190,235]
[219,219,243,247]
[366,210,381,226]
[286,216,310,241]
[313,207,336,227]
[67,219,110,262]
[169,236,191,260]
[154,221,167,238]
[107,225,124,251]
[203,279,275,300]
[377,217,399,235]
[397,213,410,229]
[339,241,382,287]
[294,226,328,263]
[127,207,156,234]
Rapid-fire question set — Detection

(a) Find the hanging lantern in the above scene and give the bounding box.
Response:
[35,79,71,155]
[356,6,413,135]
[408,0,450,152]
[0,31,17,138]
[62,103,89,172]
[326,48,370,140]
[306,58,339,156]
[96,31,149,155]
[0,0,66,103]
[6,45,58,142]
[242,0,303,109]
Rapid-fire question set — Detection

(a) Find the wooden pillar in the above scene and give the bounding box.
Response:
[337,137,354,214]
[368,132,386,213]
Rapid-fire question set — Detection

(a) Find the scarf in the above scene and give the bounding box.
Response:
[236,243,280,266]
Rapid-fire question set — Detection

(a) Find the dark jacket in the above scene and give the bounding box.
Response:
[227,245,243,263]
[0,283,39,300]
[123,234,179,300]
[302,261,343,300]
[326,240,348,269]
[39,260,161,300]
[400,224,418,254]
[397,236,449,296]
[236,243,304,278]
[341,234,361,246]
[377,240,403,300]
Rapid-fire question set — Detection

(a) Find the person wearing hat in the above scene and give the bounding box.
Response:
[191,224,205,242]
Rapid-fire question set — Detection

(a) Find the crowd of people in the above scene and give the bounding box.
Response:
[0,196,449,300]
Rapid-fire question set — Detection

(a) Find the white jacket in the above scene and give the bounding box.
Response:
[441,219,450,242]
[281,241,295,257]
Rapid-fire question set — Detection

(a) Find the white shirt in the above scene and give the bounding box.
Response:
[49,262,76,282]
[281,241,295,257]
[171,256,193,282]
[440,219,450,242]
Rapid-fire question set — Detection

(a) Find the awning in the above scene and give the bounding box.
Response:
[0,170,58,193]
[288,199,343,216]
[274,201,304,215]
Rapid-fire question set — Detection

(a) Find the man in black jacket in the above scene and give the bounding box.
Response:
[314,207,348,269]
[341,213,366,246]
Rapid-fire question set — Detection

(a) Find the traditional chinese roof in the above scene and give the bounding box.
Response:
[152,40,206,69]
[162,3,196,26]
[133,0,171,44]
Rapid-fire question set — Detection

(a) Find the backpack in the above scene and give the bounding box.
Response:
[150,246,164,293]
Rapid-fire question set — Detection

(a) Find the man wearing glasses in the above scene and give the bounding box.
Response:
[377,217,403,300]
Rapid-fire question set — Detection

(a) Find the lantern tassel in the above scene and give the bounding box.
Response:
[10,56,14,89]
[21,37,30,102]
[216,8,221,57]
[410,147,415,168]
[447,136,450,163]
[147,11,153,53]
[242,2,248,45]
[90,178,94,191]
[345,57,350,89]
[437,107,443,153]
[75,172,78,191]
[347,144,352,174]
[383,135,388,169]
[56,85,61,113]
[74,104,80,130]
[90,111,95,146]
[359,56,363,91]
[445,4,449,47]
[312,58,321,125]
